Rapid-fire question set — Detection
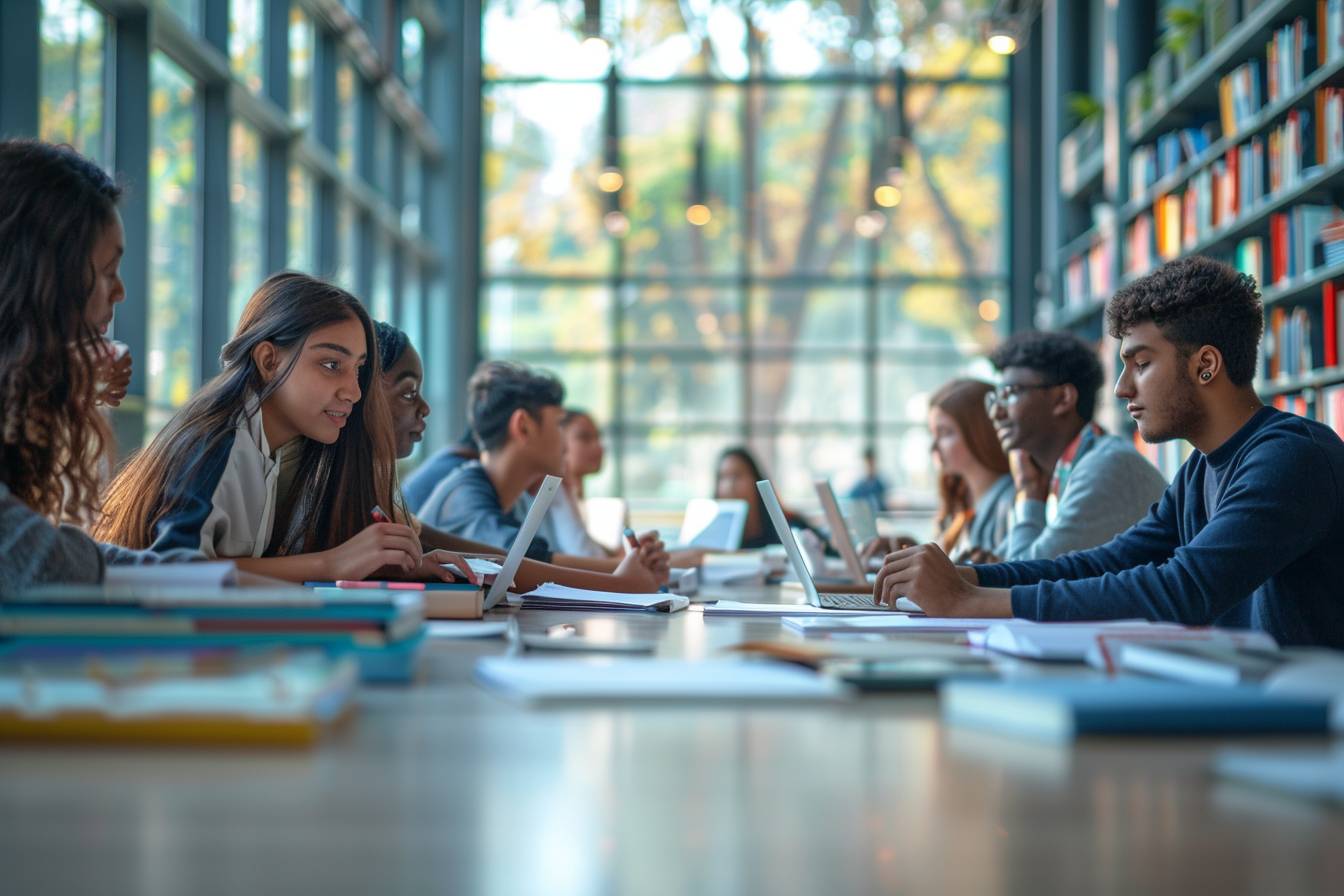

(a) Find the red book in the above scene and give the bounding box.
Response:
[1326,281,1339,368]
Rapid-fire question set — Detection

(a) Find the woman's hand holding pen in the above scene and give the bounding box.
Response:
[323,522,424,580]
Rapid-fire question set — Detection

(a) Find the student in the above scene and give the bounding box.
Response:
[540,408,617,559]
[984,329,1167,560]
[402,430,478,513]
[875,256,1344,648]
[95,273,473,584]
[418,360,671,583]
[715,446,823,550]
[373,323,663,593]
[0,139,194,589]
[861,380,1013,563]
[847,447,888,512]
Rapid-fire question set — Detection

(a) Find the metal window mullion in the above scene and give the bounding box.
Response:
[197,0,230,383]
[263,0,293,274]
[312,25,338,276]
[0,0,40,137]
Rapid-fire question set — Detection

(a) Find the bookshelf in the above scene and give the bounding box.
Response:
[1044,0,1344,477]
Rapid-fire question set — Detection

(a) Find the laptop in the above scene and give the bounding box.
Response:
[757,479,913,612]
[677,498,749,551]
[814,479,878,586]
[469,474,563,611]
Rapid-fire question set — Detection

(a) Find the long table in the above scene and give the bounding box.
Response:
[3,587,1342,895]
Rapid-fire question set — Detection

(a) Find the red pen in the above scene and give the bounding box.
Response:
[371,504,391,523]
[623,527,640,551]
[336,580,425,590]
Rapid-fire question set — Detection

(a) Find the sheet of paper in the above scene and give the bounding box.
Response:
[982,620,1186,660]
[782,615,996,635]
[515,583,689,613]
[474,656,847,703]
[702,600,892,617]
[427,620,510,639]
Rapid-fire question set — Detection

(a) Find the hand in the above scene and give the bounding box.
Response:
[322,522,423,580]
[94,340,132,407]
[634,530,671,584]
[859,534,917,566]
[614,548,661,593]
[416,550,480,585]
[874,542,979,615]
[1009,450,1050,502]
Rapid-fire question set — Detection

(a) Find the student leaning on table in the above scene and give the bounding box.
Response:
[0,140,201,591]
[874,256,1344,648]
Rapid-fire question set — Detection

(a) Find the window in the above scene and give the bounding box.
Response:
[480,0,1008,505]
[334,199,357,290]
[371,233,394,321]
[402,16,425,100]
[229,121,265,329]
[38,0,106,165]
[289,9,314,124]
[148,53,199,430]
[287,163,314,273]
[229,0,264,93]
[336,59,356,172]
[162,0,199,33]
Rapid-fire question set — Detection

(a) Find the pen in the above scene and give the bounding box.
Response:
[623,527,640,551]
[371,504,391,523]
[335,580,425,590]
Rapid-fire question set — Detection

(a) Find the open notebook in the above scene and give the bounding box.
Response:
[513,582,689,613]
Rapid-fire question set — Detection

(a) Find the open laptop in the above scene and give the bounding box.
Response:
[677,498,749,550]
[814,479,877,586]
[757,479,913,611]
[460,474,563,611]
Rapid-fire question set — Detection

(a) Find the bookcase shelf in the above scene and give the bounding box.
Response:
[1258,365,1344,397]
[1260,259,1344,307]
[1062,148,1107,202]
[1122,53,1344,223]
[1127,0,1314,144]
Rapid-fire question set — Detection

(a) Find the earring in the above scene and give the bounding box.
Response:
[1200,371,1212,381]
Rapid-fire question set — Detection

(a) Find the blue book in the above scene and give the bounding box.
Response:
[941,678,1330,742]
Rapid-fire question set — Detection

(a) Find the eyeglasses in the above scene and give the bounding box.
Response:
[983,382,1058,413]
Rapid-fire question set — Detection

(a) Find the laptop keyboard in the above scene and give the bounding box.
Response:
[818,592,887,610]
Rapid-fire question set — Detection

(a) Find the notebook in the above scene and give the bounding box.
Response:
[0,650,356,747]
[941,678,1331,742]
[474,656,847,704]
[513,582,690,613]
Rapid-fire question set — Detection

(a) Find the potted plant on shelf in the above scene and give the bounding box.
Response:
[1163,1,1206,81]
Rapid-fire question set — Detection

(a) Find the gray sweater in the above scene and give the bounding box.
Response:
[0,482,200,594]
[999,431,1168,561]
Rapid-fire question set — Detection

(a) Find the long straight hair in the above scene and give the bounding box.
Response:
[0,140,119,522]
[96,273,399,554]
[928,378,1010,535]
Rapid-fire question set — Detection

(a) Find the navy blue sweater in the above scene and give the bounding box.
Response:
[974,407,1344,647]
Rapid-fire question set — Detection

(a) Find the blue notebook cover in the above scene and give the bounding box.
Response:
[942,677,1330,741]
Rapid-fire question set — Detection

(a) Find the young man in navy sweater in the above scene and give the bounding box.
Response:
[874,256,1344,647]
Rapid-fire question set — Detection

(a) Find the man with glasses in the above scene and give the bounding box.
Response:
[985,330,1167,560]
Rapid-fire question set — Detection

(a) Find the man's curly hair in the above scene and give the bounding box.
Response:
[988,330,1104,422]
[1106,255,1263,386]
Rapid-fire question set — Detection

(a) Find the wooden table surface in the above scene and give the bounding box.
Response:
[2,587,1342,896]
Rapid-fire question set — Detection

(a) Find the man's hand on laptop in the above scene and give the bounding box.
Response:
[873,543,1009,618]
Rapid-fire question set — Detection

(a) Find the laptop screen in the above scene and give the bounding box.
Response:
[755,479,821,607]
[483,474,563,610]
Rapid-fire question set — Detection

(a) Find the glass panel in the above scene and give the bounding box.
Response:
[750,356,865,423]
[877,284,1004,352]
[485,355,615,428]
[483,284,611,354]
[401,139,422,231]
[336,60,356,171]
[287,164,314,273]
[229,121,265,330]
[402,16,425,99]
[615,0,747,80]
[229,0,264,93]
[482,0,610,80]
[39,0,106,165]
[289,8,313,124]
[334,199,357,289]
[749,0,876,77]
[162,0,199,32]
[373,109,393,194]
[881,85,1008,277]
[371,232,393,321]
[750,287,864,349]
[876,360,986,424]
[148,53,199,421]
[620,285,741,350]
[620,86,743,276]
[890,0,1007,77]
[874,422,939,503]
[482,84,607,275]
[617,429,734,503]
[401,261,422,353]
[750,86,869,277]
[763,427,868,507]
[621,356,739,424]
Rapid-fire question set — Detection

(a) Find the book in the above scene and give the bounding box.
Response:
[0,649,357,747]
[102,561,238,589]
[474,657,848,704]
[1114,641,1335,686]
[941,678,1331,742]
[514,582,690,613]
